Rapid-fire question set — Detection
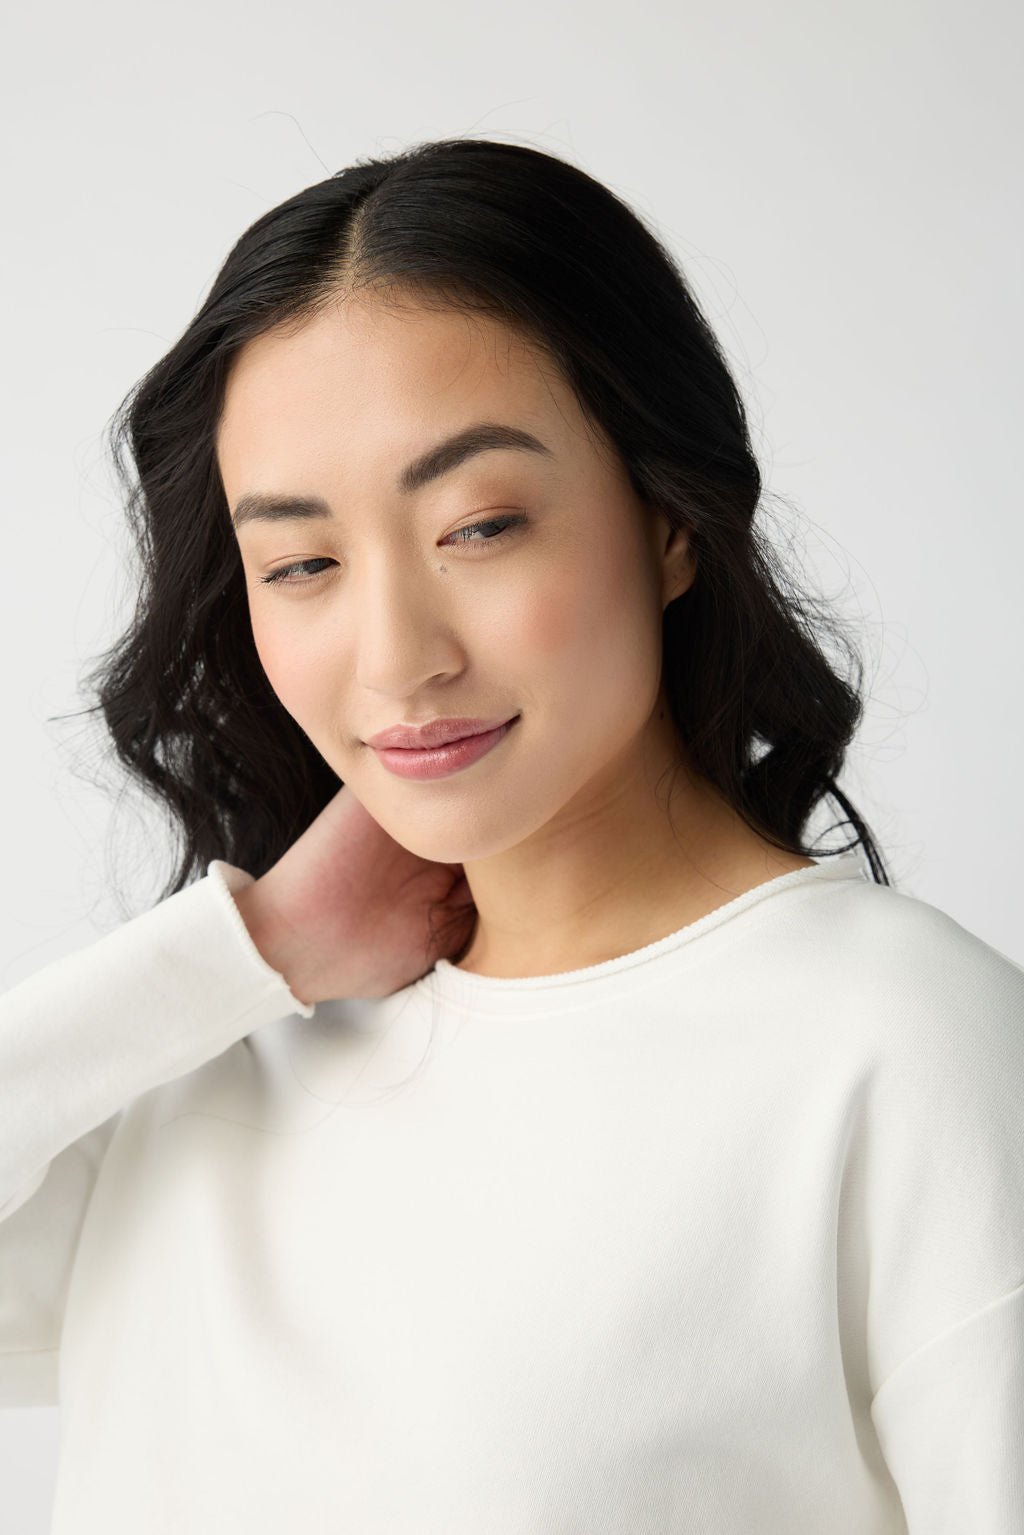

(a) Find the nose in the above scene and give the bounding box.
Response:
[353,555,465,700]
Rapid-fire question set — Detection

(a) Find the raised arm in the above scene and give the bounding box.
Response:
[0,860,313,1407]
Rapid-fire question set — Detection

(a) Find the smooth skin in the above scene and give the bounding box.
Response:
[219,290,814,999]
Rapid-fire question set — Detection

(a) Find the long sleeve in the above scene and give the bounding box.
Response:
[846,901,1024,1530]
[869,1278,1024,1530]
[0,859,314,1407]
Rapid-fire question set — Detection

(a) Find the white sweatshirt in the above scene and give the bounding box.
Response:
[1,849,1022,1533]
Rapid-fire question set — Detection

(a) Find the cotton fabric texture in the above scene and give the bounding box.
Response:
[1,849,1022,1532]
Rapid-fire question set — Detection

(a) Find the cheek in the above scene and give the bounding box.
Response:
[512,547,656,688]
[507,546,612,658]
[250,615,330,721]
[515,583,579,656]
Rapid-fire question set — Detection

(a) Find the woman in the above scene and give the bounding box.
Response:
[2,138,1021,1532]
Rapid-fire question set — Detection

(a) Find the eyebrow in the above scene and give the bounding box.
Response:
[229,421,553,530]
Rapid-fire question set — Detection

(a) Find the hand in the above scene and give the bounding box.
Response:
[232,783,476,1004]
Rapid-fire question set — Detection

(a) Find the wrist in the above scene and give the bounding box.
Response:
[232,880,314,1007]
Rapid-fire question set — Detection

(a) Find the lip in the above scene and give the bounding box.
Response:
[366,715,518,750]
[372,716,519,781]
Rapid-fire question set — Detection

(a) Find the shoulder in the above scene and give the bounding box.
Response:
[775,871,1024,1160]
[798,877,1024,1386]
[746,865,1024,1095]
[783,866,1024,1020]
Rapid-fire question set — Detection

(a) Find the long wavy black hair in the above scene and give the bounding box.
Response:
[63,135,891,944]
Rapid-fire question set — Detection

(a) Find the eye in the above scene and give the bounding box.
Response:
[258,557,336,588]
[441,513,528,548]
[257,512,528,588]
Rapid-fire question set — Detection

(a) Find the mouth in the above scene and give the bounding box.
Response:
[366,714,519,751]
[371,715,520,781]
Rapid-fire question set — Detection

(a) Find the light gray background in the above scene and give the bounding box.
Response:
[2,0,1021,1524]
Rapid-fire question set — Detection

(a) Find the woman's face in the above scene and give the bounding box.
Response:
[216,293,695,868]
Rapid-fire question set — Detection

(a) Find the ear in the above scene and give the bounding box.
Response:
[654,511,698,610]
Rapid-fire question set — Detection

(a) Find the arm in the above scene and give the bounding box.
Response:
[850,903,1024,1530]
[869,1279,1024,1531]
[0,859,313,1407]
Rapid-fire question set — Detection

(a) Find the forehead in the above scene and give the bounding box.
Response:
[216,296,586,493]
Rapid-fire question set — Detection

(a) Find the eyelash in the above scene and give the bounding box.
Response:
[257,513,528,588]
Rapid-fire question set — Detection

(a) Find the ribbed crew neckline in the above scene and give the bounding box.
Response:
[421,848,868,1015]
